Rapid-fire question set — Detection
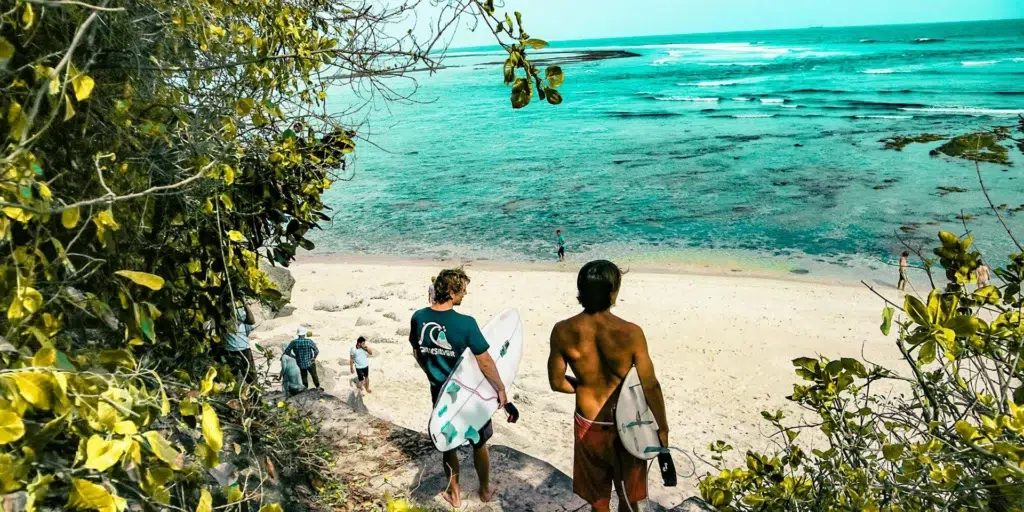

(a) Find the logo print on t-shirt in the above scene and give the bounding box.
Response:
[419,322,455,357]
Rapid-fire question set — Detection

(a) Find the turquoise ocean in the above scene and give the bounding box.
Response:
[319,19,1024,281]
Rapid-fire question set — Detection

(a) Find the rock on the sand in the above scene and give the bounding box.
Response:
[670,497,718,511]
[383,312,399,322]
[313,299,342,312]
[259,260,295,310]
[355,317,376,327]
[395,327,410,336]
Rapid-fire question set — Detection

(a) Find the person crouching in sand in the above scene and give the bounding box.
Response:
[548,260,670,512]
[409,268,507,507]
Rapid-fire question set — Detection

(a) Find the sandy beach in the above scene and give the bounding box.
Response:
[251,255,907,504]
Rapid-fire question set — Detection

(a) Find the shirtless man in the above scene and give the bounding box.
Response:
[548,260,669,512]
[976,259,991,289]
[898,251,910,292]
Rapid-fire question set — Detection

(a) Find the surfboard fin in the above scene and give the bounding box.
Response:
[445,382,461,403]
[441,421,457,444]
[464,426,480,445]
[624,420,655,429]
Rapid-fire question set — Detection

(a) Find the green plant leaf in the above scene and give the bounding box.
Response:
[0,36,14,60]
[114,271,165,290]
[919,340,937,365]
[973,285,1001,305]
[880,306,894,335]
[524,38,548,49]
[511,78,531,109]
[62,206,81,229]
[544,87,562,105]
[84,435,130,472]
[72,74,95,101]
[904,295,931,327]
[882,443,904,461]
[67,478,124,512]
[545,65,564,88]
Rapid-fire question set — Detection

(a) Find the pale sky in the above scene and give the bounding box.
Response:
[418,0,1023,48]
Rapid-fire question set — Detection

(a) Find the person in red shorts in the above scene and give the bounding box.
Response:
[547,260,670,511]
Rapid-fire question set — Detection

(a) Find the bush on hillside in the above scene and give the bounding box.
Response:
[699,123,1024,511]
[0,0,561,510]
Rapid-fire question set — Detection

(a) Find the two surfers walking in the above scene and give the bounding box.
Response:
[410,263,671,511]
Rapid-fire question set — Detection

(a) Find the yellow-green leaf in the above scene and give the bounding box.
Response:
[200,367,217,396]
[62,206,81,229]
[113,421,137,435]
[72,74,95,101]
[64,94,76,121]
[0,36,14,60]
[259,504,283,512]
[904,294,931,327]
[84,435,130,472]
[227,230,244,242]
[524,38,549,49]
[202,404,223,452]
[545,65,564,88]
[143,431,183,469]
[21,3,34,29]
[10,371,52,410]
[32,346,56,367]
[882,443,904,461]
[0,410,25,444]
[196,489,212,512]
[67,478,125,512]
[114,271,164,291]
[880,306,894,336]
[225,485,243,503]
[973,285,1001,305]
[99,349,136,370]
[8,286,44,320]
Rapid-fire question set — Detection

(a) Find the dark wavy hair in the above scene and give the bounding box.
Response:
[433,268,471,304]
[577,260,622,313]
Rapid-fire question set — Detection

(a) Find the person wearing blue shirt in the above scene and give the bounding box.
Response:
[225,302,256,384]
[350,336,373,393]
[284,326,321,391]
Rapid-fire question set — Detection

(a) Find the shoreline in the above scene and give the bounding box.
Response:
[295,251,891,290]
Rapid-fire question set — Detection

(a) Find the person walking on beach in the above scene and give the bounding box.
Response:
[409,269,506,507]
[350,336,373,393]
[976,259,991,289]
[556,229,567,262]
[548,260,670,512]
[428,275,436,305]
[284,326,322,391]
[225,301,257,385]
[898,251,910,292]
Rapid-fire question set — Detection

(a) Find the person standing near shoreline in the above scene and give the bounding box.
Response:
[898,251,910,292]
[350,336,373,393]
[284,326,322,391]
[409,269,506,507]
[548,260,670,512]
[556,229,567,262]
[976,259,990,289]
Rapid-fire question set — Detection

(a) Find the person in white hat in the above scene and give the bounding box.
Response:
[284,326,321,391]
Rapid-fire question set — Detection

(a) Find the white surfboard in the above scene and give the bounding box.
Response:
[428,309,523,452]
[616,366,661,460]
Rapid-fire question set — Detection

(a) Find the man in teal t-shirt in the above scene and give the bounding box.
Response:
[409,268,506,508]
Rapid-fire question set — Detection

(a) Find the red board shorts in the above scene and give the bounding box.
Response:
[573,413,648,508]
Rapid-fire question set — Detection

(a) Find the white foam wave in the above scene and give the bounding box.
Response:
[733,114,776,118]
[962,60,998,67]
[901,107,1024,117]
[732,97,754,102]
[1014,58,1024,63]
[853,115,914,120]
[653,96,720,102]
[679,77,767,87]
[760,98,786,104]
[864,68,901,74]
[780,104,800,108]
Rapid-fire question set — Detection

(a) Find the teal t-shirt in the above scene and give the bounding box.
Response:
[409,308,489,385]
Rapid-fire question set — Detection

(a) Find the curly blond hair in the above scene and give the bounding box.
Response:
[432,268,470,304]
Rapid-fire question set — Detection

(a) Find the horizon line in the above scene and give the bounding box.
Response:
[448,16,1024,51]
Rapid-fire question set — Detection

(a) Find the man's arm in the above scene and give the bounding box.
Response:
[632,325,669,447]
[311,340,319,360]
[283,340,294,358]
[547,325,576,394]
[365,346,373,356]
[349,350,355,373]
[409,318,426,371]
[475,352,508,407]
[242,302,255,326]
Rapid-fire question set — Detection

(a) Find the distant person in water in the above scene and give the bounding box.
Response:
[409,269,506,507]
[548,260,670,512]
[556,229,567,262]
[350,336,373,393]
[976,259,990,289]
[898,251,910,292]
[428,275,436,305]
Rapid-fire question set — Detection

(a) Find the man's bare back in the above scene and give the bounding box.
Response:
[549,311,668,442]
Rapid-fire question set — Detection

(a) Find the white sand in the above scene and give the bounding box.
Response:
[250,256,905,502]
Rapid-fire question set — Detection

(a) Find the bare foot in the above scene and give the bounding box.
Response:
[365,388,372,394]
[479,484,497,503]
[441,487,461,508]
